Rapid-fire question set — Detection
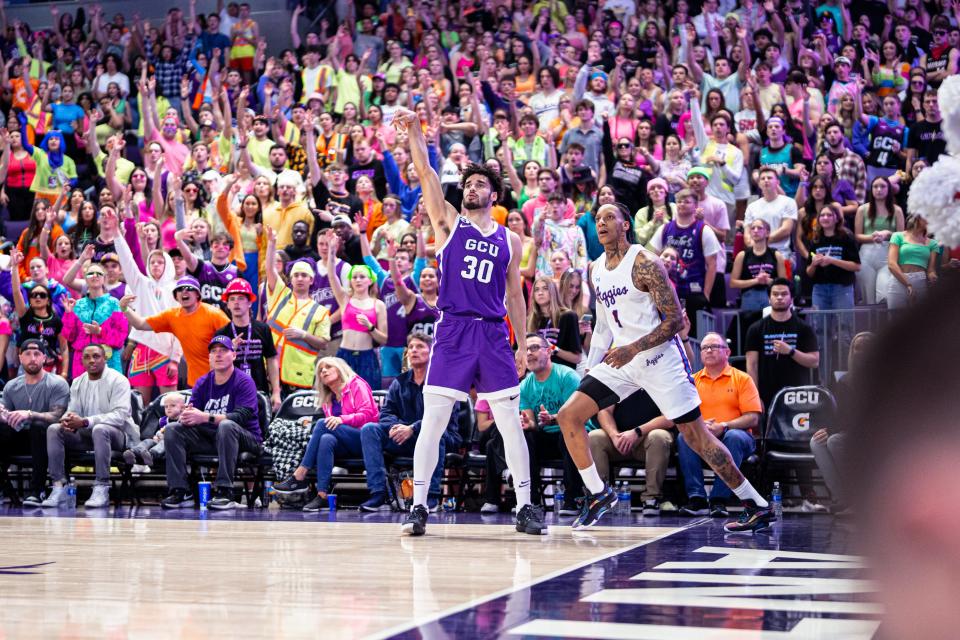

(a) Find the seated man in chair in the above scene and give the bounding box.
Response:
[588,390,675,515]
[679,332,762,518]
[0,340,71,506]
[43,344,139,509]
[160,336,262,511]
[359,333,460,513]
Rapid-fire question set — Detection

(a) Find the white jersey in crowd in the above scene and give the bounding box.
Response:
[588,244,663,366]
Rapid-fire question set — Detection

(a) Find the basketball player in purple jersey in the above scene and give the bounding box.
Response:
[557,203,775,533]
[392,108,546,536]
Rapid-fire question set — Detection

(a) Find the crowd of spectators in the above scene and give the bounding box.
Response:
[0,0,957,513]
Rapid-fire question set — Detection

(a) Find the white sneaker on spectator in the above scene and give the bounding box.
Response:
[331,466,348,476]
[40,486,68,508]
[131,465,151,474]
[658,500,678,513]
[480,502,499,514]
[84,485,110,509]
[801,499,829,513]
[619,468,635,477]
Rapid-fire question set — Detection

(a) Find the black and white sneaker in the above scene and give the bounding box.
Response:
[273,476,310,494]
[724,502,777,533]
[209,489,239,510]
[516,504,547,535]
[401,505,429,536]
[302,495,328,512]
[709,501,729,518]
[22,494,42,507]
[642,498,660,515]
[161,489,195,509]
[680,496,709,517]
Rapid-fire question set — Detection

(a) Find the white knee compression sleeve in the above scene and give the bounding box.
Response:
[412,392,458,508]
[487,394,532,509]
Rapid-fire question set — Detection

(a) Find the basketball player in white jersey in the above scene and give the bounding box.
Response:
[557,203,775,533]
[391,108,546,536]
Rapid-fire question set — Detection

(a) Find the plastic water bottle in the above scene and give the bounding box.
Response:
[263,480,274,508]
[554,481,565,514]
[772,482,783,520]
[620,482,632,515]
[66,477,77,509]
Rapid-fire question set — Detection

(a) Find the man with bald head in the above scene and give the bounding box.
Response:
[679,332,762,518]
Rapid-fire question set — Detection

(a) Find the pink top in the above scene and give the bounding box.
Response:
[323,375,379,428]
[341,299,378,332]
[147,130,189,176]
[46,256,80,296]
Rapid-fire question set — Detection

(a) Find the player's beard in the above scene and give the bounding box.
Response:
[462,194,487,210]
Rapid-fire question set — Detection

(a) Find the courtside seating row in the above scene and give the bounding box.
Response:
[2,383,830,508]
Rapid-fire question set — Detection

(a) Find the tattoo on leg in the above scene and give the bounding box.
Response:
[703,444,746,488]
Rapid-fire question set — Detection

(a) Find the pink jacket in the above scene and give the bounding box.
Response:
[323,375,379,428]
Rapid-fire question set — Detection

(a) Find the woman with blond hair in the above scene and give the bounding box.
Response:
[526,275,581,369]
[271,357,379,511]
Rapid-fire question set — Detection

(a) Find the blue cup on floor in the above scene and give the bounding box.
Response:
[198,481,211,509]
[328,494,337,510]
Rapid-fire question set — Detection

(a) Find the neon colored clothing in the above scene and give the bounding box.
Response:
[230,19,257,61]
[341,299,378,333]
[263,200,314,248]
[266,280,331,389]
[17,225,64,281]
[693,365,763,436]
[29,147,77,199]
[146,304,230,386]
[62,294,129,378]
[321,375,378,428]
[94,151,136,183]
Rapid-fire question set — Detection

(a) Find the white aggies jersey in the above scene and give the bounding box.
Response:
[589,244,665,364]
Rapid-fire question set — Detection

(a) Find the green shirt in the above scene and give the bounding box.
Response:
[520,364,595,434]
[30,147,77,196]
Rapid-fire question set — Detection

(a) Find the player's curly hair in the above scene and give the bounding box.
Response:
[460,163,503,203]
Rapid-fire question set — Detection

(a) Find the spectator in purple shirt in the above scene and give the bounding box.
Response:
[160,335,261,511]
[175,228,238,308]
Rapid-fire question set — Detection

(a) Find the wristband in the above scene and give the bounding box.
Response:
[633,426,643,437]
[788,346,796,357]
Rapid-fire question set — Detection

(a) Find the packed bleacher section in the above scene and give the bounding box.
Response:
[0,0,957,515]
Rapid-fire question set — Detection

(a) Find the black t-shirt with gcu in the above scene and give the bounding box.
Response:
[214,320,278,393]
[745,314,819,408]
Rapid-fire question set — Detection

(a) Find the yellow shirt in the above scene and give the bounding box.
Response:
[263,200,314,248]
[266,280,331,388]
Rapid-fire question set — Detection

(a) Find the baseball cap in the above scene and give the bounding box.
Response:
[99,252,120,264]
[834,56,852,67]
[208,335,235,351]
[19,338,47,355]
[306,92,324,103]
[173,276,202,294]
[222,278,257,303]
[331,214,352,227]
[572,166,595,184]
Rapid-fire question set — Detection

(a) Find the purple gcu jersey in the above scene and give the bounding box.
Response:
[382,275,416,347]
[662,219,706,297]
[311,259,346,337]
[407,295,439,338]
[438,218,511,319]
[425,217,519,400]
[867,118,906,169]
[195,261,238,307]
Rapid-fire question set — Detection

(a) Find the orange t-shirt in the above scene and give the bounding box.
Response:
[146,303,230,385]
[693,365,763,435]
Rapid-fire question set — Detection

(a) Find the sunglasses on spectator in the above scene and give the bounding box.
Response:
[934,29,947,36]
[30,291,49,299]
[86,270,105,278]
[184,187,199,193]
[617,143,633,149]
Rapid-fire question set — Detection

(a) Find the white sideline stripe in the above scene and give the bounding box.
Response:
[630,572,876,589]
[365,523,698,640]
[581,592,881,615]
[507,618,882,639]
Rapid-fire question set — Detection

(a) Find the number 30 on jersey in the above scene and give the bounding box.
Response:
[461,256,494,283]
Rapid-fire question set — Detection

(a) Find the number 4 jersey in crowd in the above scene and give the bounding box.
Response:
[425,217,519,401]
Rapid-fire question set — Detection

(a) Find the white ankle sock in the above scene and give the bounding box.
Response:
[732,480,769,508]
[579,463,605,494]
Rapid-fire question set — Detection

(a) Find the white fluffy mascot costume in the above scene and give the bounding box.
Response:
[907,75,960,248]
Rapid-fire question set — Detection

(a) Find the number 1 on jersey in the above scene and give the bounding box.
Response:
[611,309,623,328]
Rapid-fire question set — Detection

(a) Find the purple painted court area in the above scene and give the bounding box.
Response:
[385,516,877,639]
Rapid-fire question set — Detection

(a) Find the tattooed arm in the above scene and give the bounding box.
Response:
[602,251,685,369]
